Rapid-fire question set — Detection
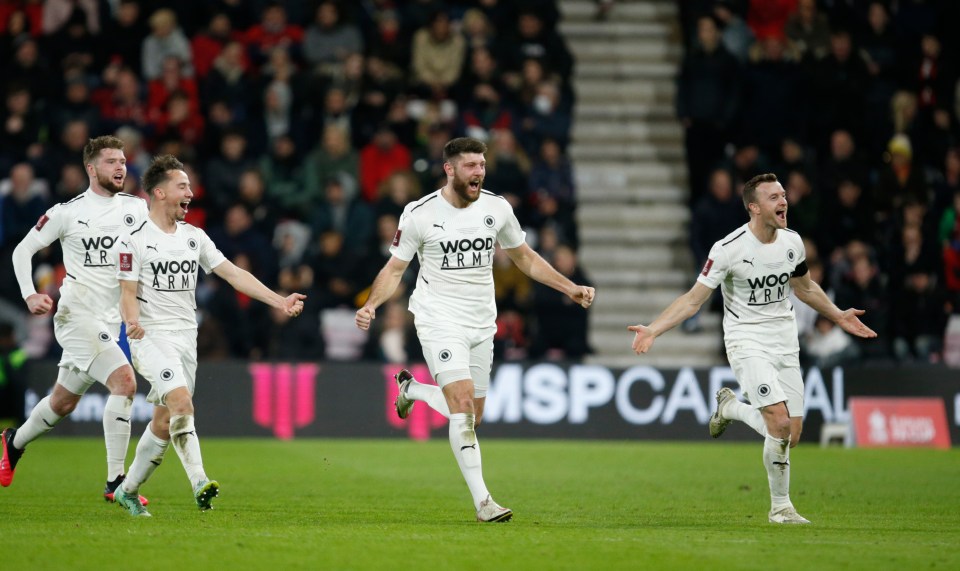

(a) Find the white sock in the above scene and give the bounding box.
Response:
[122,423,170,495]
[722,399,767,437]
[448,412,489,510]
[763,434,792,510]
[103,395,133,481]
[407,382,450,418]
[13,396,63,449]
[170,414,207,488]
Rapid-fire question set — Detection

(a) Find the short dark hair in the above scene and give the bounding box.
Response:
[83,135,125,166]
[442,137,486,163]
[141,154,184,195]
[742,173,778,211]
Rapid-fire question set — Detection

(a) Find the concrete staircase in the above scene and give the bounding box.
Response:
[559,0,724,368]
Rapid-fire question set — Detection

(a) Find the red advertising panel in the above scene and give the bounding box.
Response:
[850,398,951,449]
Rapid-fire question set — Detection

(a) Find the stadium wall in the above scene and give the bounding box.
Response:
[20,362,960,445]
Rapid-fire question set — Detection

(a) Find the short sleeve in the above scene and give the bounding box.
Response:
[389,208,422,261]
[696,242,730,290]
[30,205,65,248]
[196,229,227,273]
[790,233,808,277]
[117,234,141,281]
[496,203,526,250]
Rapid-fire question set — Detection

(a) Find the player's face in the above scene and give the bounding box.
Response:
[91,148,127,194]
[158,169,193,221]
[754,181,788,229]
[449,153,485,203]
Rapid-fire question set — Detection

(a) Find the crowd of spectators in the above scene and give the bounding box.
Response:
[0,0,591,364]
[679,0,960,365]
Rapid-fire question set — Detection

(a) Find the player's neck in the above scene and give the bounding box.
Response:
[441,185,469,209]
[89,183,116,198]
[149,209,177,234]
[747,218,778,244]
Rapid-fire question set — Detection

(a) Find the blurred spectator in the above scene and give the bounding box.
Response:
[803,314,859,368]
[461,8,496,54]
[819,129,869,193]
[93,66,148,133]
[890,224,944,361]
[690,168,746,273]
[784,0,830,59]
[484,129,531,218]
[822,178,874,257]
[1,163,47,245]
[874,134,928,225]
[311,175,375,255]
[516,79,571,156]
[713,0,754,63]
[305,123,360,198]
[205,129,254,217]
[203,40,253,118]
[363,299,419,363]
[265,266,322,359]
[410,122,450,193]
[740,36,804,155]
[147,56,201,127]
[259,134,313,220]
[746,0,797,41]
[41,119,89,187]
[191,13,237,80]
[809,29,868,150]
[932,149,960,214]
[359,125,411,203]
[103,0,148,75]
[507,10,573,82]
[375,170,421,220]
[203,252,272,358]
[676,15,741,203]
[907,34,956,112]
[309,230,364,309]
[492,247,531,360]
[364,8,410,72]
[410,10,466,99]
[52,163,86,203]
[49,75,99,140]
[460,81,513,143]
[528,138,577,248]
[45,7,100,75]
[858,2,899,156]
[773,137,817,181]
[835,254,890,360]
[142,9,194,80]
[782,170,819,240]
[207,203,276,285]
[243,2,304,67]
[235,167,277,237]
[303,1,363,73]
[0,84,41,169]
[529,245,592,360]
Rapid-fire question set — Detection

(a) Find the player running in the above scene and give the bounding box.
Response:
[112,155,305,516]
[355,137,595,522]
[628,173,876,524]
[2,136,150,505]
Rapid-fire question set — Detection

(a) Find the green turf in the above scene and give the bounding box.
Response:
[1,438,957,570]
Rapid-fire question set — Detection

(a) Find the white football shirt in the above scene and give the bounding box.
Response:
[697,223,807,354]
[117,218,226,330]
[19,189,149,323]
[391,189,526,328]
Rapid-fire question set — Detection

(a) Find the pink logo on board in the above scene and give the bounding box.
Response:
[383,364,446,441]
[250,363,319,439]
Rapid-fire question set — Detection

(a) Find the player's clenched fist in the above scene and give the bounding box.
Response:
[25,293,53,315]
[283,293,307,317]
[355,306,375,330]
[569,286,595,309]
[126,320,145,340]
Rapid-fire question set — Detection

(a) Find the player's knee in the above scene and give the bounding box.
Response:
[164,389,194,416]
[50,394,79,416]
[789,430,802,448]
[107,370,137,398]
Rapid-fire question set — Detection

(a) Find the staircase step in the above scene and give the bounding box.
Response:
[577,246,675,268]
[574,162,686,185]
[573,121,683,142]
[576,185,688,205]
[587,268,691,288]
[584,353,723,368]
[589,329,723,359]
[570,41,681,62]
[580,225,686,244]
[559,0,679,21]
[578,204,690,225]
[560,21,672,39]
[574,79,676,103]
[576,102,675,121]
[592,311,720,329]
[576,61,677,80]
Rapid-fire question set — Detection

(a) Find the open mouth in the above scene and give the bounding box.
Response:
[776,209,786,223]
[113,173,124,185]
[468,179,481,192]
[179,200,190,214]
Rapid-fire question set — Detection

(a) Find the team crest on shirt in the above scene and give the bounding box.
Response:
[123,214,136,226]
[483,215,495,228]
[187,238,198,251]
[758,384,771,397]
[438,349,452,362]
[160,369,175,381]
[99,331,111,342]
[786,250,795,262]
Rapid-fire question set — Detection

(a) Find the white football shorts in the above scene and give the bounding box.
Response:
[53,315,128,394]
[129,329,197,405]
[415,319,496,398]
[727,350,804,417]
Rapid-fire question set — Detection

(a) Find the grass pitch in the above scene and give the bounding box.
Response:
[1,438,957,571]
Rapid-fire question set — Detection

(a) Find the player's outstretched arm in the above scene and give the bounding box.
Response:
[627,282,713,354]
[356,256,410,330]
[790,273,877,338]
[119,279,145,339]
[212,260,306,317]
[504,243,595,308]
